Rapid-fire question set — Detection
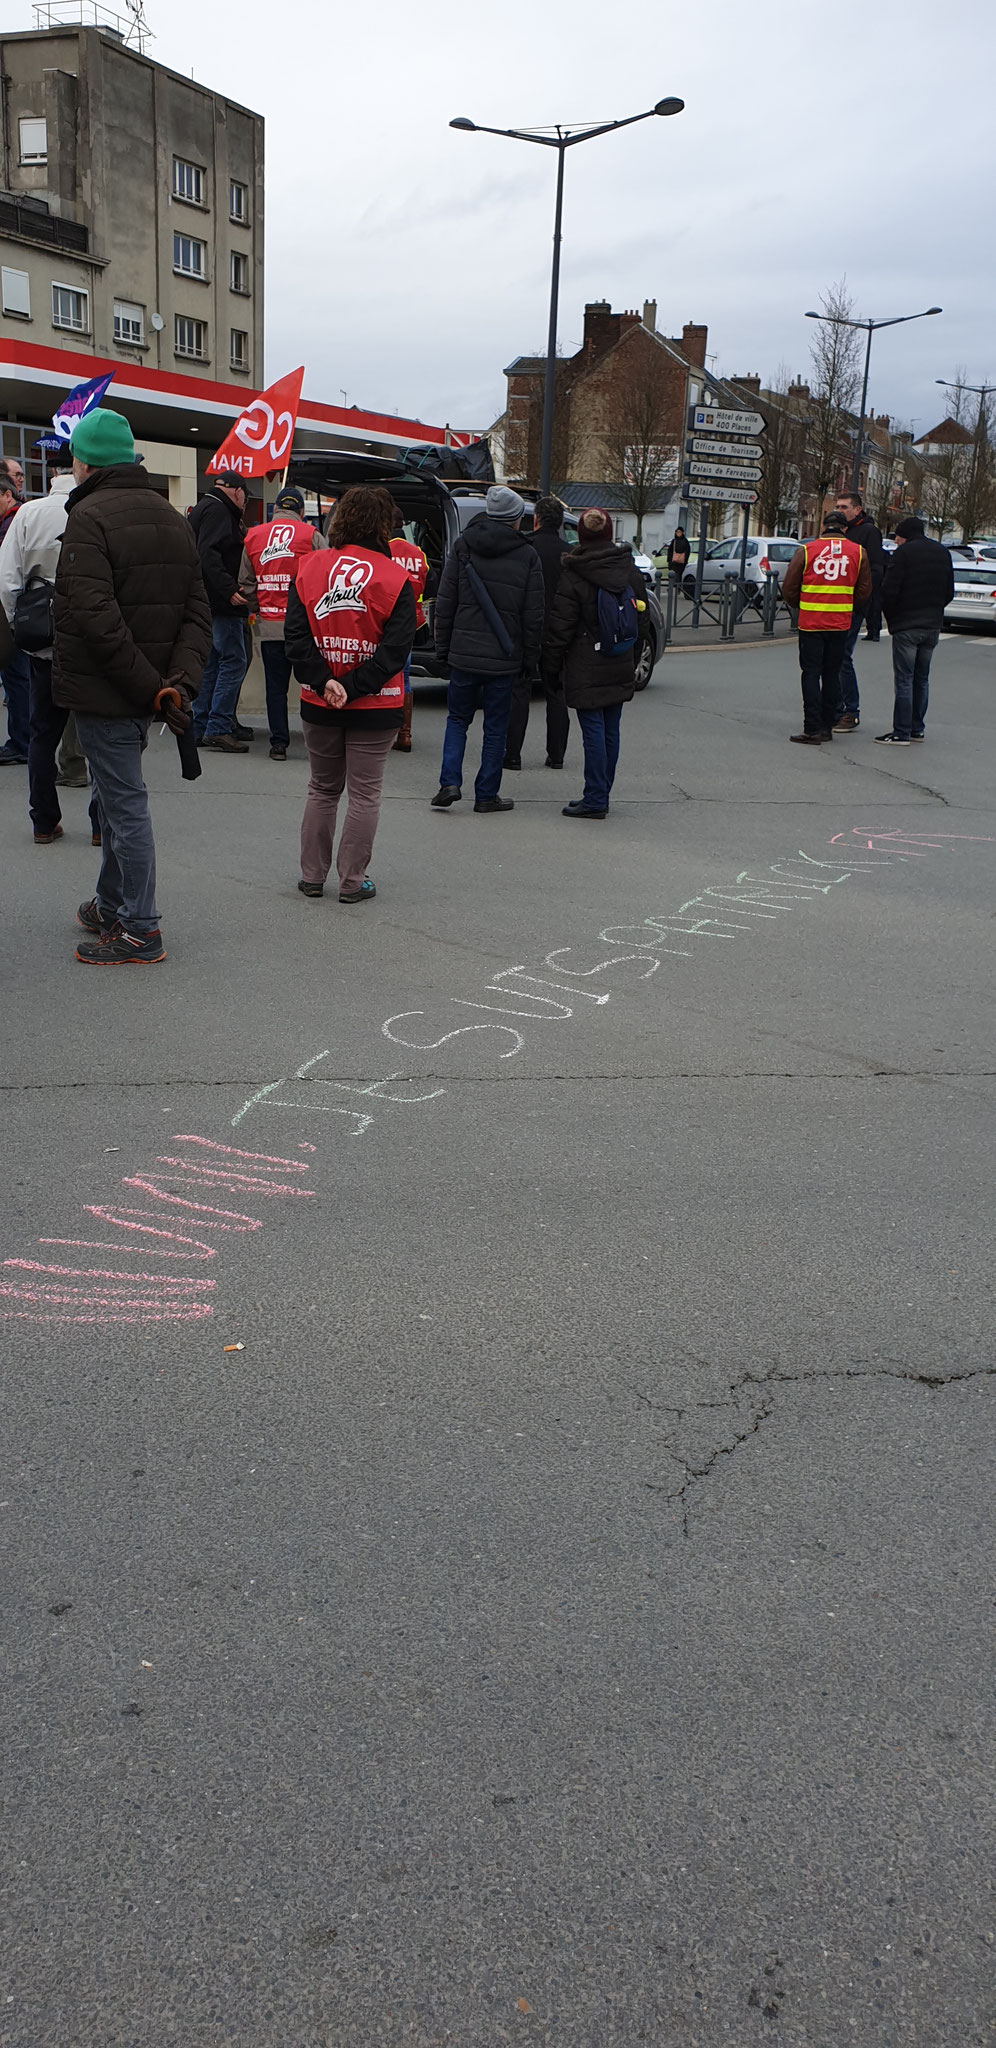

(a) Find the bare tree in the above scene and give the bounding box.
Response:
[754,365,803,533]
[598,343,680,546]
[802,280,862,512]
[918,375,974,538]
[952,384,996,540]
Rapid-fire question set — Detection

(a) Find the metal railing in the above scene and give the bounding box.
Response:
[662,571,788,648]
[0,194,89,253]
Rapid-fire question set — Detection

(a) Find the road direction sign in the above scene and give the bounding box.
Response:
[688,459,763,483]
[688,481,758,506]
[691,405,765,437]
[690,435,767,462]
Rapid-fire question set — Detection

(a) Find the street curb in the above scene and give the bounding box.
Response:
[662,634,796,657]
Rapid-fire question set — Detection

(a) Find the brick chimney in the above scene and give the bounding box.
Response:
[681,322,708,368]
[788,379,810,401]
[732,373,761,394]
[582,300,618,358]
[642,299,657,333]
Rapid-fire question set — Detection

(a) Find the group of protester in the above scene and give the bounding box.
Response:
[782,490,955,746]
[0,398,958,964]
[0,414,650,961]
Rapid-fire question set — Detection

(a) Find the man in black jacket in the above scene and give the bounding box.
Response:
[188,471,250,752]
[876,517,955,745]
[832,490,884,727]
[53,407,211,964]
[503,495,570,772]
[430,485,545,813]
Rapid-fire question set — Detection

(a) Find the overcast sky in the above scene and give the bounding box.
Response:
[34,0,996,435]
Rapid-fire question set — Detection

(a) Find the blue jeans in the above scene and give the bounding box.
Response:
[1,646,30,758]
[836,612,864,719]
[260,639,292,748]
[194,612,248,738]
[576,703,622,811]
[891,628,937,740]
[440,668,515,800]
[75,714,159,934]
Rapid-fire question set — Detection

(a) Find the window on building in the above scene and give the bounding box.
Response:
[51,283,89,333]
[229,179,248,224]
[173,232,206,278]
[2,268,31,318]
[230,328,249,372]
[175,314,207,360]
[19,117,47,164]
[172,156,204,205]
[229,250,249,295]
[113,299,145,346]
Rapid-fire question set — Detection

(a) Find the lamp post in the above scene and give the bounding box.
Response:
[936,377,995,541]
[451,100,685,497]
[805,305,942,495]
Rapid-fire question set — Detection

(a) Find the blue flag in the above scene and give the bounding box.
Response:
[34,370,116,453]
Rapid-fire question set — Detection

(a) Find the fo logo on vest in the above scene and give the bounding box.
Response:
[259,522,297,567]
[314,557,375,617]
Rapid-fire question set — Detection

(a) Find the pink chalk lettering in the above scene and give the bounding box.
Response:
[171,1134,311,1169]
[154,1159,314,1198]
[81,1205,219,1255]
[121,1176,264,1229]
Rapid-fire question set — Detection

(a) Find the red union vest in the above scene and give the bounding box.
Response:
[295,544,408,713]
[243,516,315,622]
[798,535,864,632]
[390,536,428,626]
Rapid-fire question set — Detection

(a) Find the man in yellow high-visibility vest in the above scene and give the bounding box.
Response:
[781,512,872,745]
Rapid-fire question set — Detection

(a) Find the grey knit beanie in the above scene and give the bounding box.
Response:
[486,484,525,522]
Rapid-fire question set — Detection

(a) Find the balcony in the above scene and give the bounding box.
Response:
[0,193,89,255]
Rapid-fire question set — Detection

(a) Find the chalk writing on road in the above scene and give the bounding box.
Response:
[3,827,991,1327]
[1,1136,314,1325]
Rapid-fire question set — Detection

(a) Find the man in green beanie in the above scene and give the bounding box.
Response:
[53,406,211,964]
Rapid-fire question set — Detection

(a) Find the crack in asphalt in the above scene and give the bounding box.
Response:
[643,1360,996,1539]
[1,1068,994,1094]
[827,748,952,804]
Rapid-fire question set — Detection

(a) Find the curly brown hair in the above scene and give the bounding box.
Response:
[327,485,396,554]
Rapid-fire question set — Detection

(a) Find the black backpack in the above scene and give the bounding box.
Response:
[594,582,639,659]
[12,574,55,652]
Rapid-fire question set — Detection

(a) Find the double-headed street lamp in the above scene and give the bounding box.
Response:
[805,304,943,494]
[451,100,685,497]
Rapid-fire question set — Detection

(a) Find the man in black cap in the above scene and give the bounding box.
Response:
[239,486,326,759]
[780,511,871,743]
[188,470,250,752]
[876,517,955,745]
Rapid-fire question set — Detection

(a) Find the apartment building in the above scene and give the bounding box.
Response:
[0,13,263,382]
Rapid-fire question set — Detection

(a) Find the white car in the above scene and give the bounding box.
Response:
[947,541,996,565]
[944,563,996,629]
[680,534,800,600]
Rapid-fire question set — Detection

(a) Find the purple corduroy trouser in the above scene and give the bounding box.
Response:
[300,721,396,894]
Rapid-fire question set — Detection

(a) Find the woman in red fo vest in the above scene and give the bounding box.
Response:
[285,487,416,903]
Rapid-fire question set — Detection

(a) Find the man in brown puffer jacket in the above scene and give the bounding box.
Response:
[53,407,211,965]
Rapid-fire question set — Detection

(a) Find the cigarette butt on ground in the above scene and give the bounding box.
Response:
[223,1342,245,1353]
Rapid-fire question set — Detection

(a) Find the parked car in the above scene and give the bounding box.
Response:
[946,540,996,564]
[680,534,800,601]
[285,450,667,688]
[943,563,996,630]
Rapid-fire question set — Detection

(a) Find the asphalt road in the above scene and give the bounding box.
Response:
[3,630,994,2047]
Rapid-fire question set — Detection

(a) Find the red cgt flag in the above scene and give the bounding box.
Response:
[207,365,305,479]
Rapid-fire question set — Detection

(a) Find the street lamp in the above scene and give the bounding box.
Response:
[451,100,685,496]
[805,305,942,494]
[936,377,996,540]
